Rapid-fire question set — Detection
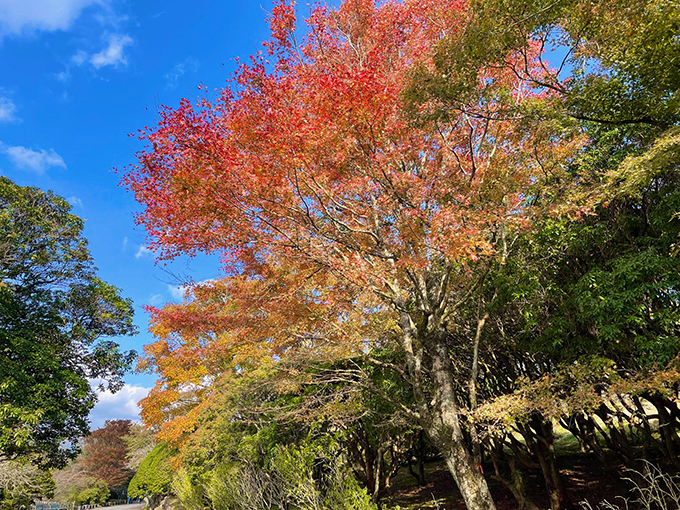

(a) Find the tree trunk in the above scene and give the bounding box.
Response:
[416,430,426,485]
[523,414,572,510]
[438,443,496,510]
[488,434,540,510]
[646,393,680,468]
[408,430,427,485]
[371,449,383,503]
[425,336,497,510]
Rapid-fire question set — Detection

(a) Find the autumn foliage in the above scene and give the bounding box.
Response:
[125,0,575,278]
[127,0,574,401]
[122,0,590,508]
[116,0,680,508]
[81,420,134,491]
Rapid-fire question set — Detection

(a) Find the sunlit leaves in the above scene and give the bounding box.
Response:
[0,177,136,468]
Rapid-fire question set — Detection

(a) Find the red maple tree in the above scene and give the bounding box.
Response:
[123,1,582,508]
[81,420,134,492]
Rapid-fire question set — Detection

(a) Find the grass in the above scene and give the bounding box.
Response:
[553,423,583,455]
[580,461,680,510]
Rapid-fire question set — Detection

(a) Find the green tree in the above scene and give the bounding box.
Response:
[0,177,136,468]
[0,460,55,510]
[425,0,680,369]
[409,0,679,127]
[66,478,110,505]
[127,443,173,509]
[404,3,680,507]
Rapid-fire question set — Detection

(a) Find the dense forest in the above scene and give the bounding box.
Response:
[2,0,680,509]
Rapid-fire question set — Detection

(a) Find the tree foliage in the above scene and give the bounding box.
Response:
[0,177,136,467]
[81,420,134,492]
[124,424,156,472]
[0,460,54,510]
[168,375,379,510]
[123,1,584,507]
[65,478,110,506]
[123,0,680,509]
[127,442,173,508]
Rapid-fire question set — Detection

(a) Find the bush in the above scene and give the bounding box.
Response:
[65,478,110,505]
[172,468,204,510]
[128,442,173,508]
[202,440,377,510]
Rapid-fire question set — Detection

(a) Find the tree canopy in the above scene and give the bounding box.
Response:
[127,442,173,507]
[122,0,680,509]
[0,177,136,468]
[81,420,135,492]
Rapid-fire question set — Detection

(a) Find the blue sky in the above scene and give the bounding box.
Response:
[0,0,282,428]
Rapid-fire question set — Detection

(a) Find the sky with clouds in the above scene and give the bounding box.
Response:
[0,0,276,429]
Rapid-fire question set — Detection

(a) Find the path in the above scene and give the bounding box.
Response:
[100,504,145,510]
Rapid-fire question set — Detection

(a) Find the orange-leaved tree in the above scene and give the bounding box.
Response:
[122,1,583,508]
[81,420,134,495]
[136,264,383,446]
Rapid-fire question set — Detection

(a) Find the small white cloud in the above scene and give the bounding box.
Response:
[67,196,83,208]
[0,97,17,122]
[89,384,151,429]
[148,294,164,306]
[0,0,103,38]
[71,50,88,66]
[0,143,66,174]
[167,284,189,302]
[122,236,128,252]
[90,33,133,69]
[92,9,128,28]
[135,245,152,259]
[165,58,199,88]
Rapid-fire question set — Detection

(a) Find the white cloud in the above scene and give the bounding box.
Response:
[148,294,164,306]
[0,0,103,38]
[92,9,127,28]
[89,384,151,429]
[135,245,152,259]
[0,97,17,122]
[122,236,128,252]
[0,143,66,174]
[67,196,83,208]
[71,49,88,66]
[167,284,189,302]
[165,58,199,88]
[90,33,132,69]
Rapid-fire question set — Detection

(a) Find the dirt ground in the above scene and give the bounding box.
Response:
[383,453,634,510]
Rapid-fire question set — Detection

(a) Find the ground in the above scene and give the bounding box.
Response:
[383,453,633,510]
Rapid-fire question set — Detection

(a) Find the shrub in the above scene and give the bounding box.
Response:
[172,468,204,510]
[65,479,110,505]
[128,442,173,508]
[202,440,377,510]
